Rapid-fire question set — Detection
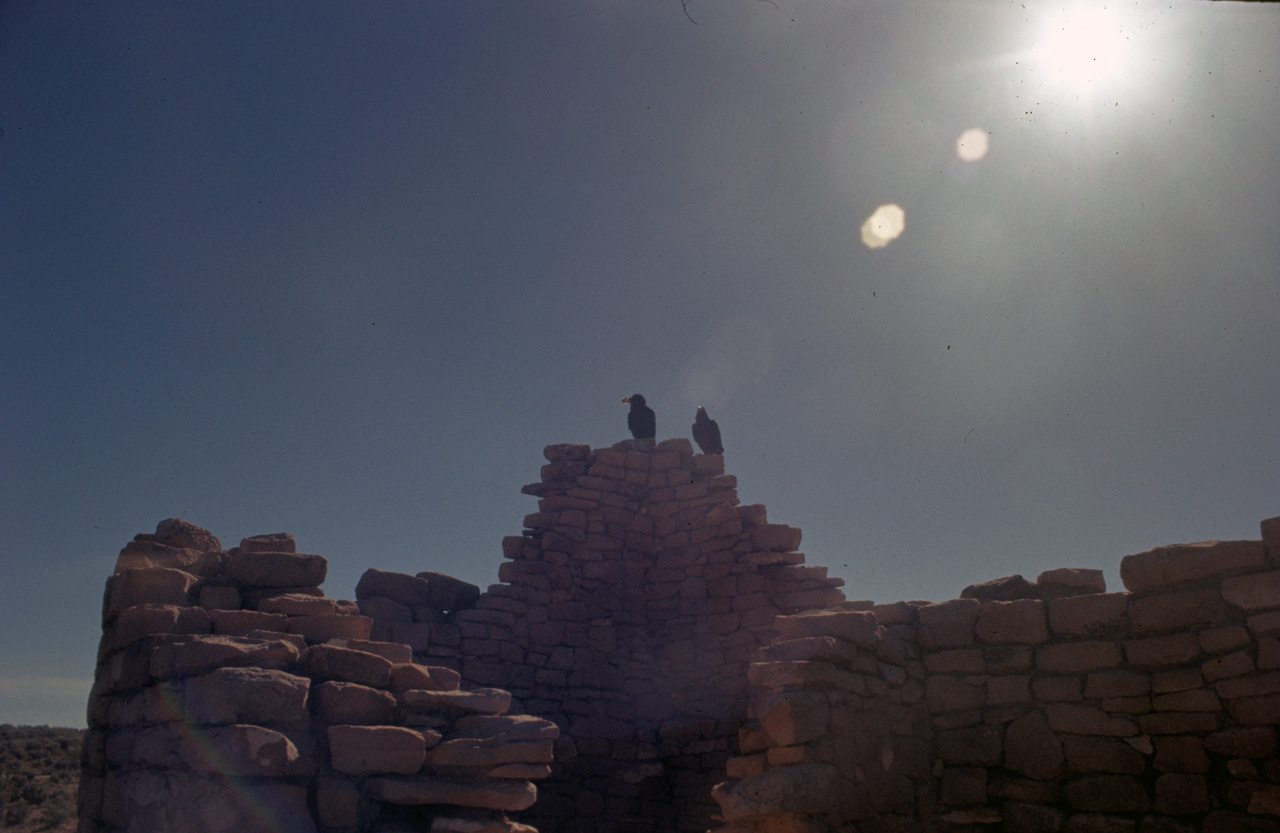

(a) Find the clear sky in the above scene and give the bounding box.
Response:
[2,2,1276,727]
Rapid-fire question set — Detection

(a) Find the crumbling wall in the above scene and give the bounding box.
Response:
[443,438,844,833]
[711,518,1280,833]
[78,520,555,833]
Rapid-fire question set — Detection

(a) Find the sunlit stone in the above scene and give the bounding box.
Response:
[860,204,905,249]
[956,128,989,162]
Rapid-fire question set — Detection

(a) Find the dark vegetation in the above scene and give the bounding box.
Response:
[0,726,81,832]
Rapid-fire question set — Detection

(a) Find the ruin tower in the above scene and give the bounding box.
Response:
[454,438,847,833]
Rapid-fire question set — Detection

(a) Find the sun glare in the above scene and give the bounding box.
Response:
[956,128,989,162]
[1030,5,1137,100]
[861,204,905,249]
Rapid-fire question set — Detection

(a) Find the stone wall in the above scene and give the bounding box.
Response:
[444,439,845,833]
[78,520,556,833]
[78,438,1280,833]
[711,518,1280,833]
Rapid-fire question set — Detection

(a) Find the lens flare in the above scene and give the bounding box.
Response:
[956,128,989,162]
[861,204,905,249]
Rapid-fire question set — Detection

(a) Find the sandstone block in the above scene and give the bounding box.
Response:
[940,767,988,806]
[711,763,840,822]
[226,550,327,588]
[209,608,287,636]
[1204,810,1280,833]
[961,574,1036,602]
[258,593,337,616]
[1153,689,1220,712]
[242,585,324,609]
[287,613,373,643]
[988,675,1032,704]
[106,568,199,620]
[747,660,861,691]
[1124,634,1200,667]
[324,637,412,665]
[302,644,393,687]
[1137,713,1219,734]
[774,610,877,644]
[198,585,241,610]
[391,663,461,693]
[1064,775,1149,813]
[312,681,397,725]
[315,776,360,829]
[1048,593,1129,638]
[151,634,300,678]
[110,604,210,649]
[431,738,554,767]
[182,666,310,725]
[1152,736,1209,773]
[1085,670,1151,699]
[1037,568,1107,596]
[356,568,434,608]
[1037,641,1123,672]
[1004,711,1064,780]
[750,524,802,552]
[239,532,295,553]
[1062,815,1138,833]
[416,571,482,612]
[762,690,829,746]
[1120,540,1265,593]
[403,688,512,716]
[1063,736,1146,774]
[937,725,1003,766]
[1221,569,1280,612]
[329,725,426,775]
[926,675,986,713]
[1153,773,1209,815]
[1047,704,1138,737]
[925,649,986,673]
[389,622,436,652]
[1202,650,1255,682]
[1227,693,1280,725]
[1003,802,1066,833]
[918,599,981,648]
[1204,726,1276,758]
[450,715,559,741]
[976,599,1048,644]
[367,776,537,811]
[151,518,222,552]
[1128,588,1227,634]
[114,539,224,577]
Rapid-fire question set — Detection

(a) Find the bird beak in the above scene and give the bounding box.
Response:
[621,396,630,403]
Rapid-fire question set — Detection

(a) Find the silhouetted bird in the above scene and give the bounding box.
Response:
[692,406,724,454]
[622,394,656,439]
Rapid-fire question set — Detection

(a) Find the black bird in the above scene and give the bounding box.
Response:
[692,406,724,454]
[622,394,656,439]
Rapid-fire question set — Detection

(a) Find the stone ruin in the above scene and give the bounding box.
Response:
[78,438,1280,833]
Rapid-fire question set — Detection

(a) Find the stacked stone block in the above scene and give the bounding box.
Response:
[79,519,552,833]
[442,439,845,833]
[711,516,1280,833]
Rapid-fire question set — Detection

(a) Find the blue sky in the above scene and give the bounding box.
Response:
[2,1,1276,727]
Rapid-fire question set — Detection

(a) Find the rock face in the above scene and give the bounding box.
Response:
[79,520,553,833]
[711,516,1280,833]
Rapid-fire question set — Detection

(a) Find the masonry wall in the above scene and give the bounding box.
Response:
[79,520,555,833]
[447,439,845,833]
[80,443,1280,833]
[711,519,1280,833]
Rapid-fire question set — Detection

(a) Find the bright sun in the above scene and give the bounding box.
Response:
[1031,5,1136,99]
